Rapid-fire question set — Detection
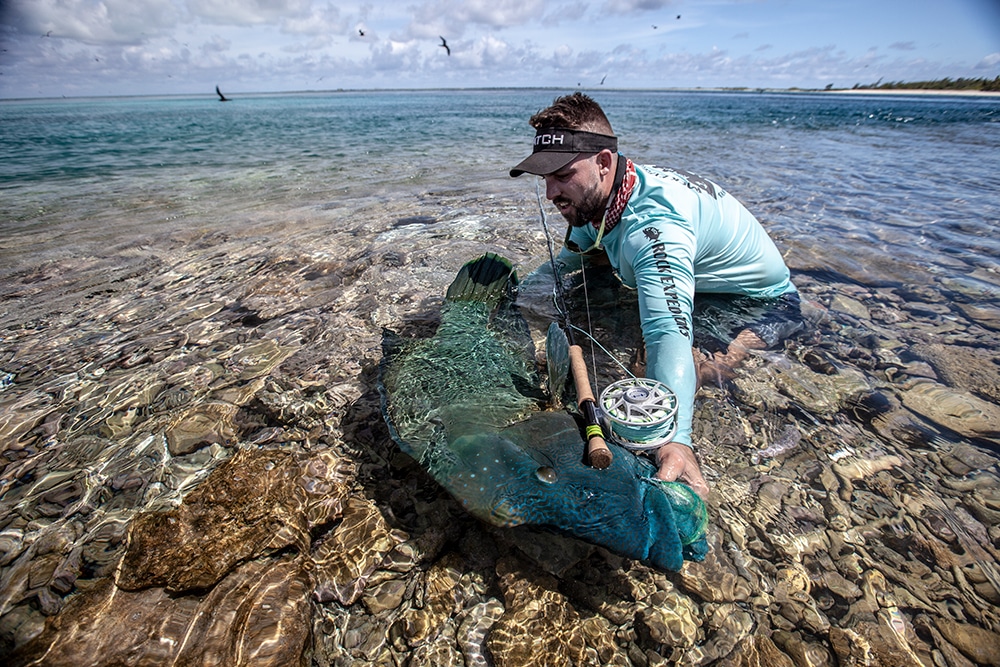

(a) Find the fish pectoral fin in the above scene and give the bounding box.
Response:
[545,322,570,404]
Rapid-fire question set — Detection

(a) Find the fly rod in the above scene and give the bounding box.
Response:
[537,182,612,469]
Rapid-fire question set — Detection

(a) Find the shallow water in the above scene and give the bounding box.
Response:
[2,89,1000,665]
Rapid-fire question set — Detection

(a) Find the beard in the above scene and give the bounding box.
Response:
[554,181,607,228]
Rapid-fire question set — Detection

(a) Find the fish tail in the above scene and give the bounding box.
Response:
[445,253,518,306]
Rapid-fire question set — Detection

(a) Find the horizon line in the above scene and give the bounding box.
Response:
[4,84,1000,103]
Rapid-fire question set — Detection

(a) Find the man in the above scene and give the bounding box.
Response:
[510,93,800,499]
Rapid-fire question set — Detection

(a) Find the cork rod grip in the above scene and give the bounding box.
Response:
[569,345,613,469]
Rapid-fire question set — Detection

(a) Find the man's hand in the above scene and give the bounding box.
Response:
[655,442,710,500]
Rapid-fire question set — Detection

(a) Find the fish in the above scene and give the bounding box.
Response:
[379,253,708,572]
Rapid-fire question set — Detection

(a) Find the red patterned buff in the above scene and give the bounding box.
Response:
[599,158,636,233]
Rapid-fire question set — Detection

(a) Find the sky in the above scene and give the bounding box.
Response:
[0,0,998,99]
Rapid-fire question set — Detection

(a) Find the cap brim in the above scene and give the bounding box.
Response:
[509,151,581,177]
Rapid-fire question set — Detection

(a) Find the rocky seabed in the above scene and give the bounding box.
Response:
[2,195,1000,666]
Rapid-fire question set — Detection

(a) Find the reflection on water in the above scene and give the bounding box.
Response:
[2,90,1000,665]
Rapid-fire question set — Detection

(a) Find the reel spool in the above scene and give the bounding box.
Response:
[598,378,678,450]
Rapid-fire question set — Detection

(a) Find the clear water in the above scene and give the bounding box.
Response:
[3,90,998,285]
[2,89,1000,663]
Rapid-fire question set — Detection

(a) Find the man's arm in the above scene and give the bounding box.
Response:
[624,220,710,498]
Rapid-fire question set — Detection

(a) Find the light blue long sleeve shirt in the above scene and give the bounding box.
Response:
[558,164,796,446]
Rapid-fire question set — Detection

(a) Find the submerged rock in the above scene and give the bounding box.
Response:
[118,446,354,593]
[2,198,1000,667]
[11,556,313,667]
[487,556,597,666]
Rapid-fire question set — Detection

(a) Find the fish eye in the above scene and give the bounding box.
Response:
[535,466,557,484]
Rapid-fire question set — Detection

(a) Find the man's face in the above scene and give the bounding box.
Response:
[543,154,607,228]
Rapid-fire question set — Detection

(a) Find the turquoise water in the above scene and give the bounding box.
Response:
[3,89,998,284]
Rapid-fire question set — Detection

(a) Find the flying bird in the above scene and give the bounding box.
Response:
[215,85,230,102]
[600,74,607,85]
[677,14,681,19]
[439,36,450,56]
[358,29,365,36]
[652,25,658,29]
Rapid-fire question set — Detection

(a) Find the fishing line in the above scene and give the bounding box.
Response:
[568,324,635,378]
[536,180,575,346]
[535,181,677,451]
[536,180,600,390]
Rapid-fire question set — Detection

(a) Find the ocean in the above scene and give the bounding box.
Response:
[2,89,1000,665]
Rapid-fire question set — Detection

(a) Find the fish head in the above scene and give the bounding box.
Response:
[442,426,591,528]
[435,411,709,571]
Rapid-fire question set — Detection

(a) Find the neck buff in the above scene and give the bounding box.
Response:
[599,156,636,234]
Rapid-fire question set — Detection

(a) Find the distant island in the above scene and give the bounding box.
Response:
[840,76,1000,92]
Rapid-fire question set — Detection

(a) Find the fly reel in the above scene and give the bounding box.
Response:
[598,378,678,450]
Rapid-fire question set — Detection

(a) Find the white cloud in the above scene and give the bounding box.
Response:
[0,0,996,98]
[368,39,423,73]
[453,0,546,27]
[405,0,546,39]
[976,53,1000,70]
[280,3,346,37]
[187,0,313,27]
[10,0,181,44]
[542,2,589,25]
[603,0,675,12]
[200,34,231,53]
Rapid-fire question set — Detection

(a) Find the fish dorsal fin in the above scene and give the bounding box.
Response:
[545,322,570,405]
[445,253,518,307]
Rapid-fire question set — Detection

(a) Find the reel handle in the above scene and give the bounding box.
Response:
[569,345,613,469]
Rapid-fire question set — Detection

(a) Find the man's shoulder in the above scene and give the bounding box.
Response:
[636,164,726,201]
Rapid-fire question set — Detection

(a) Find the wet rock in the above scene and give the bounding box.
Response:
[117,446,353,592]
[4,191,1000,667]
[11,555,312,667]
[771,630,835,667]
[898,378,1000,446]
[833,454,903,501]
[487,556,594,666]
[940,442,998,477]
[910,343,1000,404]
[409,621,464,666]
[498,526,595,577]
[457,598,505,667]
[677,528,753,603]
[164,401,239,455]
[732,354,870,416]
[834,609,931,667]
[827,626,873,666]
[684,603,755,665]
[312,496,405,605]
[0,604,45,653]
[400,553,465,648]
[634,589,701,649]
[955,302,1000,331]
[579,613,629,666]
[934,617,1000,666]
[361,573,408,616]
[716,634,796,667]
[829,294,870,320]
[774,564,830,635]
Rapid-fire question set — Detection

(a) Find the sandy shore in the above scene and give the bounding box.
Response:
[827,87,1000,97]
